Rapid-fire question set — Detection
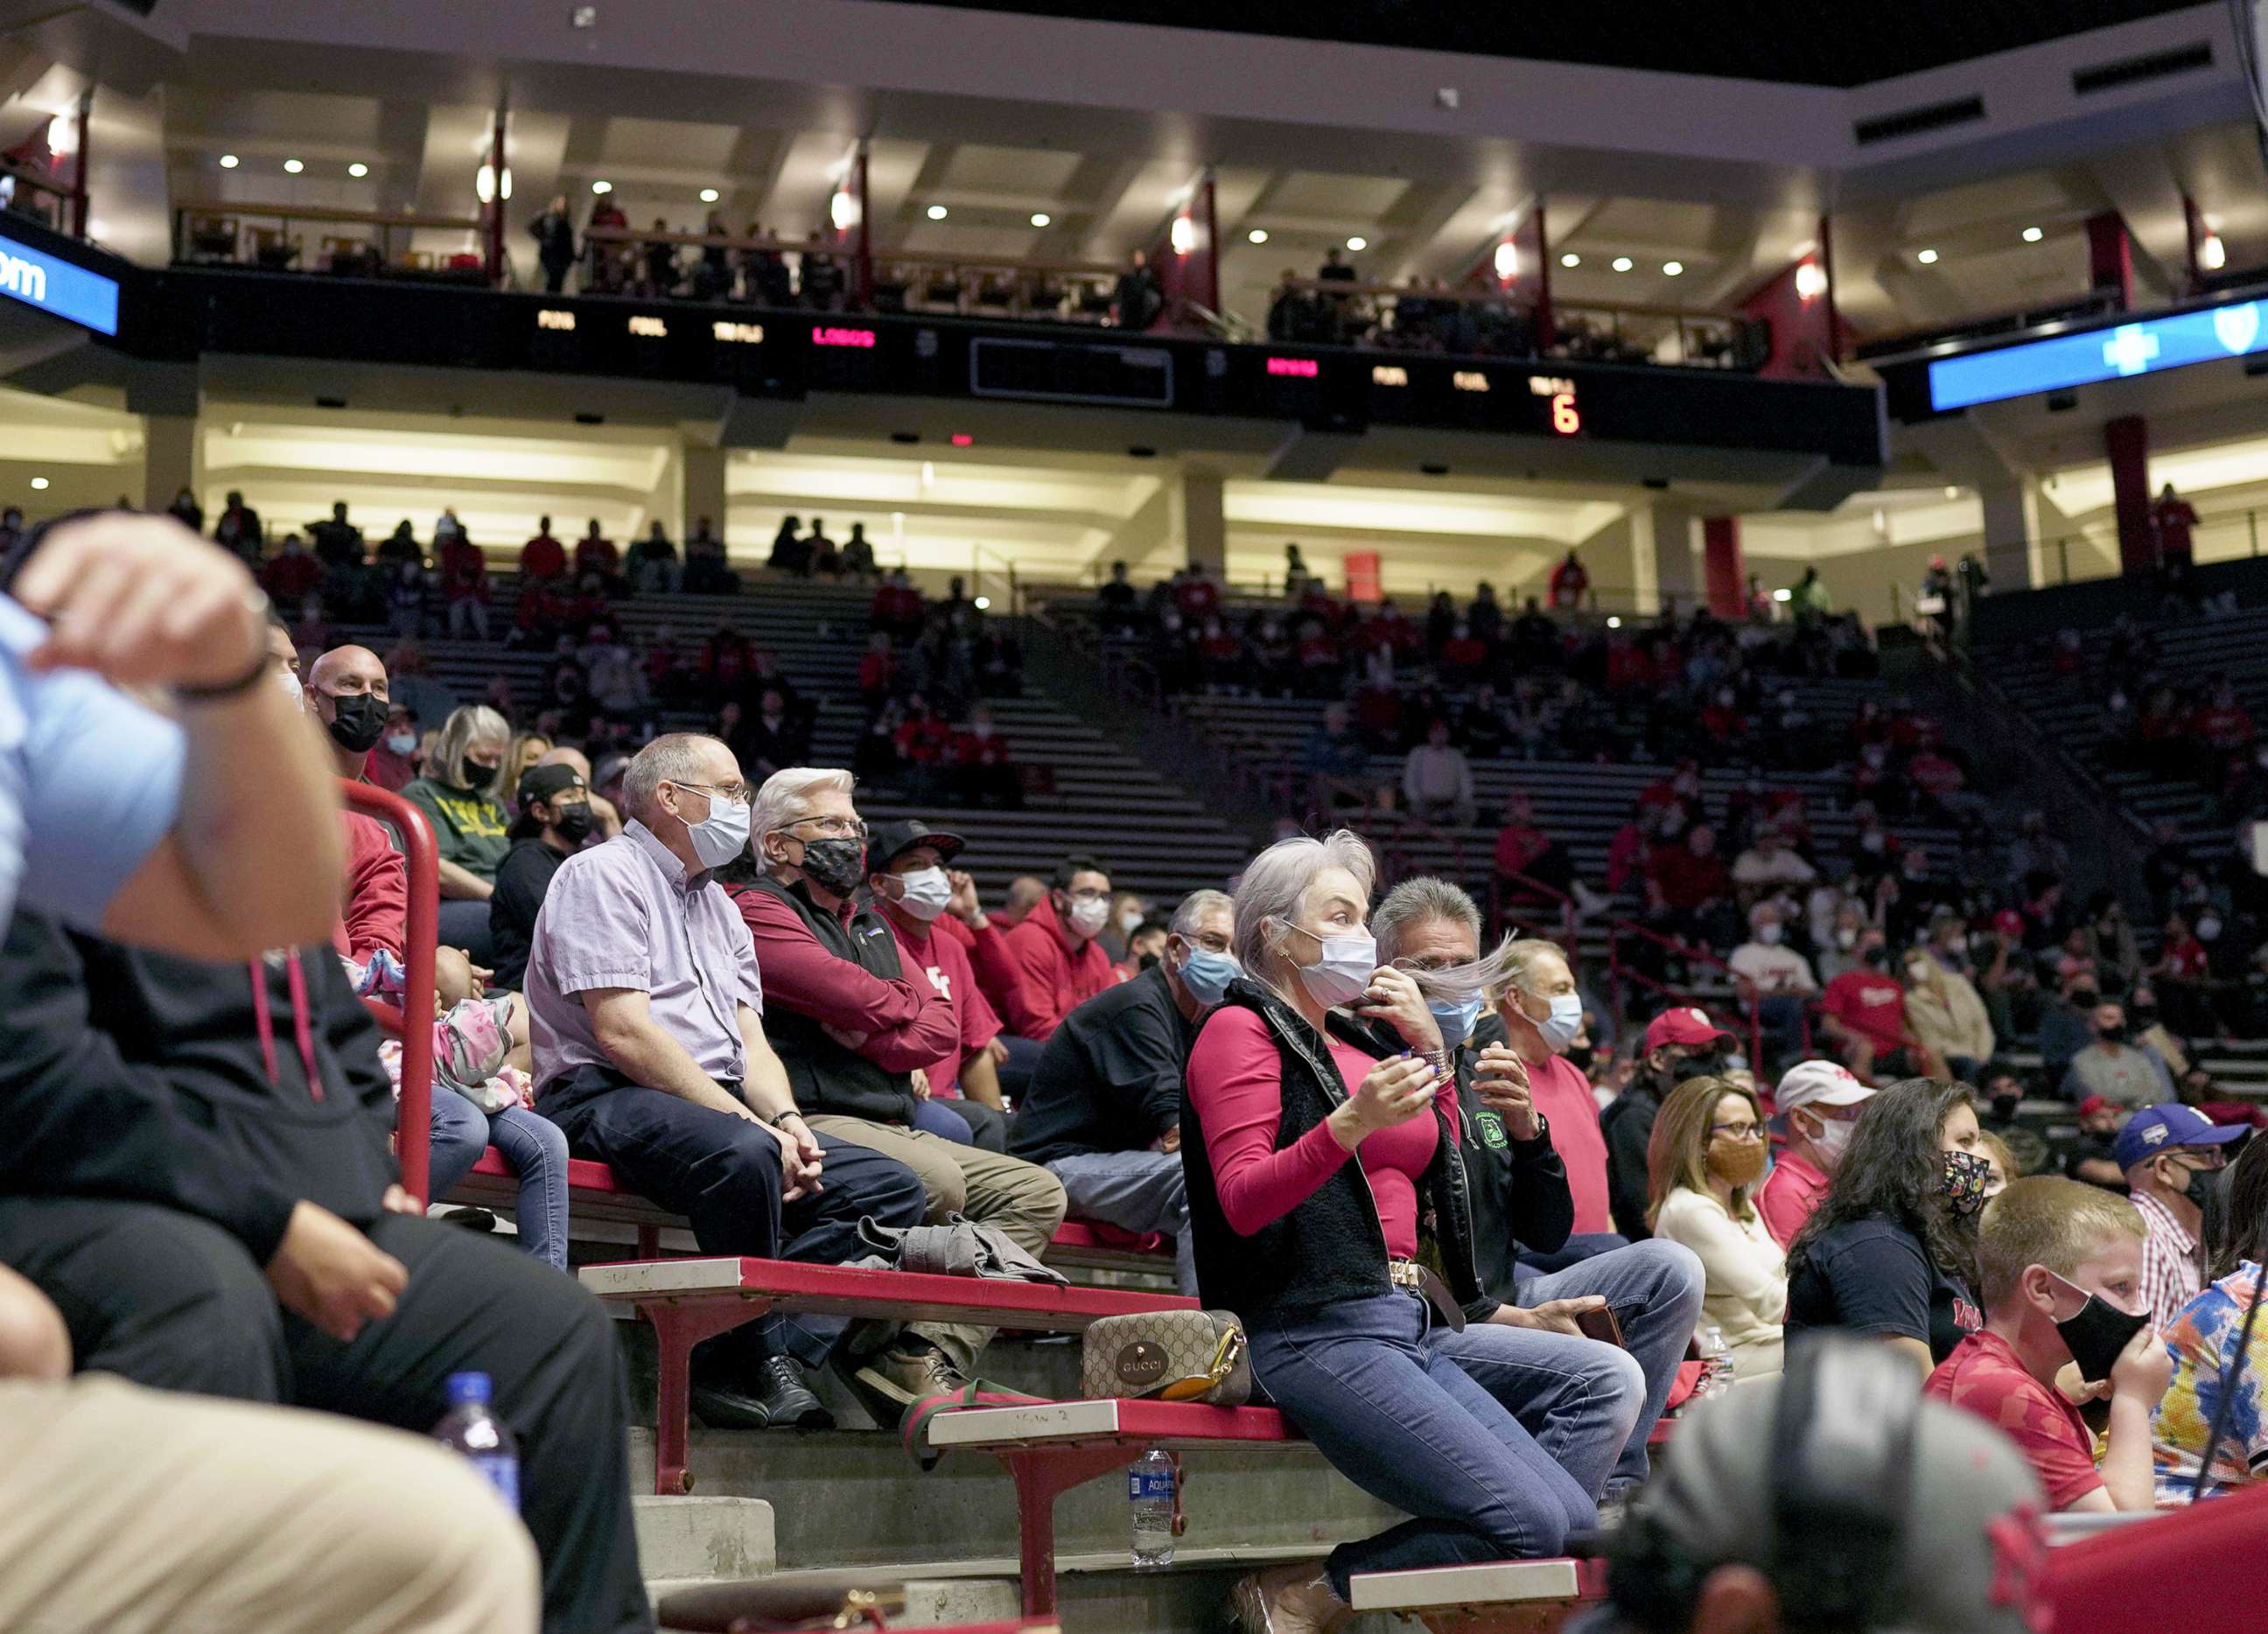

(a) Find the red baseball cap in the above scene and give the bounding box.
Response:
[1993,909,2024,937]
[1642,1007,1733,1054]
[2077,1094,2110,1117]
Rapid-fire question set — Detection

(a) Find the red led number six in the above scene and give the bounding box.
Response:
[1550,392,1580,435]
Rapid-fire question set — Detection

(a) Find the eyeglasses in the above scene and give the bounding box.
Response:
[1063,886,1110,904]
[671,779,750,804]
[1709,1121,1764,1142]
[789,814,867,841]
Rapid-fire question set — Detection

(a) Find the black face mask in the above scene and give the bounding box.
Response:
[463,759,501,788]
[2097,1024,2129,1045]
[1564,1042,1596,1075]
[2052,1280,2152,1384]
[2169,1158,2220,1216]
[551,803,596,844]
[797,834,868,897]
[324,690,388,753]
[2128,1004,2160,1028]
[1656,1049,1726,1089]
[2070,987,2100,1008]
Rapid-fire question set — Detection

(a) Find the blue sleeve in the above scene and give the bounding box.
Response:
[0,599,186,930]
[1815,1222,1932,1344]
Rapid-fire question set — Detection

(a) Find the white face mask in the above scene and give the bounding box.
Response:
[385,730,418,756]
[894,865,953,922]
[1798,1109,1858,1170]
[1284,921,1377,1009]
[680,789,751,870]
[1118,906,1145,934]
[1521,988,1584,1052]
[276,667,302,703]
[1756,923,1783,946]
[1066,896,1111,939]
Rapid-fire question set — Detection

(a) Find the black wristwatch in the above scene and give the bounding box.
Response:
[765,1108,807,1130]
[1513,1112,1551,1147]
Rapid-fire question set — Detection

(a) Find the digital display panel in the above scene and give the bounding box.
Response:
[0,229,120,335]
[1928,299,2268,410]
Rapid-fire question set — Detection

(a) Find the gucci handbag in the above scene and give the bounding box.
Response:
[1080,1309,1250,1405]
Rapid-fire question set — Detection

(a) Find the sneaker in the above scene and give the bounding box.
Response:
[1228,1564,1349,1634]
[838,1340,968,1428]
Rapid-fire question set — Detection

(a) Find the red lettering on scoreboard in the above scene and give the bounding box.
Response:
[813,325,877,348]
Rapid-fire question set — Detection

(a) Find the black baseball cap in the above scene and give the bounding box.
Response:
[517,764,586,808]
[867,819,966,870]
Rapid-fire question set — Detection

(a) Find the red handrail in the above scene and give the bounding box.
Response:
[343,780,439,1205]
[1605,917,1764,1073]
[1490,868,1578,944]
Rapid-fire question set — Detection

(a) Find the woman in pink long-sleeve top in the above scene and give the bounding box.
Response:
[1183,830,1634,1634]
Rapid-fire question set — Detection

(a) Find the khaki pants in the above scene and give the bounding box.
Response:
[0,1375,540,1634]
[805,1114,1068,1375]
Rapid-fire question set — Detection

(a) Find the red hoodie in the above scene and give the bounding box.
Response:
[997,895,1120,1040]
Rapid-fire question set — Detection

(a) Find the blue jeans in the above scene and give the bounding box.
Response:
[1499,1238,1706,1493]
[544,1068,927,1375]
[436,897,494,965]
[911,1098,974,1144]
[1044,1149,1195,1296]
[1250,1291,1609,1597]
[426,1090,573,1270]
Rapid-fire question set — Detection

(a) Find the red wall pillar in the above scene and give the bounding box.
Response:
[2086,212,2134,309]
[1703,516,1746,618]
[2104,415,2153,575]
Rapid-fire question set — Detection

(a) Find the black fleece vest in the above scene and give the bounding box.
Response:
[725,874,918,1124]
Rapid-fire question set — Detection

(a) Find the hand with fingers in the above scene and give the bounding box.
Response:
[1474,1043,1539,1139]
[13,512,270,691]
[1354,963,1443,1054]
[1329,1051,1437,1151]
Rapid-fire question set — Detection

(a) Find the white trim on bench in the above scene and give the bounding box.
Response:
[924,1400,1127,1448]
[1348,1560,1583,1611]
[579,1258,747,1297]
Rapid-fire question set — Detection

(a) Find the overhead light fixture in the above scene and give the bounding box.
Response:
[2202,232,2228,271]
[347,162,368,178]
[1346,235,1367,251]
[1170,214,1196,255]
[28,477,48,491]
[1662,260,1684,276]
[218,154,239,170]
[1493,241,1519,281]
[1943,485,1959,499]
[699,187,719,203]
[592,178,612,194]
[1030,212,1051,227]
[927,204,948,220]
[1772,587,1792,603]
[1247,227,1269,244]
[1794,259,1827,298]
[2021,226,2043,242]
[1560,252,1580,268]
[1611,255,1633,272]
[283,158,304,174]
[830,188,858,231]
[1915,248,1939,264]
[1606,615,1621,629]
[973,596,991,611]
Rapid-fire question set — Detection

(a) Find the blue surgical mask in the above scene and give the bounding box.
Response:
[1519,988,1585,1052]
[1176,946,1240,1006]
[1429,995,1484,1044]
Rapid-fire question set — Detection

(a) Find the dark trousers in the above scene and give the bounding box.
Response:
[545,1074,927,1370]
[0,1198,651,1634]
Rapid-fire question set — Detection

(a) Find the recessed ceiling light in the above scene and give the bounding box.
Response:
[1916,248,1939,264]
[1943,485,1959,499]
[927,204,948,220]
[1030,212,1051,227]
[218,153,239,170]
[1606,615,1621,628]
[1662,260,1684,276]
[347,162,368,178]
[1346,235,1367,251]
[283,158,304,174]
[1560,252,1580,268]
[699,187,719,203]
[2022,226,2043,242]
[1611,255,1633,272]
[28,477,48,491]
[591,179,612,194]
[1248,227,1269,244]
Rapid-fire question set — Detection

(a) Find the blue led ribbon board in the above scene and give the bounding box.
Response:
[0,230,120,336]
[1927,299,2268,411]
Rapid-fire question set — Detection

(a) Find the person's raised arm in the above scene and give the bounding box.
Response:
[13,513,342,959]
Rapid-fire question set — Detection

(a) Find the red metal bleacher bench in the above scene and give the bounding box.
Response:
[920,1399,1608,1629]
[578,1256,1198,1500]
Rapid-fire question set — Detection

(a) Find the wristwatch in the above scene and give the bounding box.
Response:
[765,1108,807,1130]
[1515,1112,1551,1145]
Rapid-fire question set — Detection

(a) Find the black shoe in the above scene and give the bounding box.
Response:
[439,1206,495,1233]
[691,1357,834,1432]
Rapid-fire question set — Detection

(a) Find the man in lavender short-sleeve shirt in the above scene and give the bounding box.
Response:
[526,733,923,1432]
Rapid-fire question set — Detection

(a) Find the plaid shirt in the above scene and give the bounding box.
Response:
[2134,1189,2204,1324]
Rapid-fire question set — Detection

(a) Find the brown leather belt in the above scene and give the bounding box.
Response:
[1389,1258,1467,1332]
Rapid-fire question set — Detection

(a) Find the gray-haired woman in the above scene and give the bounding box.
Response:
[1184,830,1633,1632]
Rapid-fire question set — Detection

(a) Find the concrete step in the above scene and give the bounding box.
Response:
[634,1494,776,1582]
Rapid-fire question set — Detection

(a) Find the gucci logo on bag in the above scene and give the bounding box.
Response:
[1115,1341,1169,1388]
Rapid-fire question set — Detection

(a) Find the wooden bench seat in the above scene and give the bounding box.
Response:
[1349,1559,1610,1632]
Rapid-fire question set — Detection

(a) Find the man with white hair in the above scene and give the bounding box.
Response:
[1010,887,1236,1295]
[526,734,926,1432]
[724,767,1067,1425]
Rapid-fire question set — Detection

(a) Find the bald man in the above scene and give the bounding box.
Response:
[302,644,392,780]
[537,744,623,841]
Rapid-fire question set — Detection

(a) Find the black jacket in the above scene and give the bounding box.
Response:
[1180,978,1501,1326]
[1012,964,1192,1165]
[488,834,568,990]
[0,910,399,1262]
[724,875,919,1125]
[1454,1012,1576,1301]
[1600,1082,1662,1242]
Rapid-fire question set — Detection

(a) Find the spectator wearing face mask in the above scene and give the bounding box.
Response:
[1901,946,1994,1084]
[2063,1095,2130,1192]
[2062,1003,2175,1108]
[1012,889,1236,1296]
[399,703,514,962]
[1727,902,1814,1073]
[996,854,1122,1050]
[1401,718,1477,829]
[1756,1061,1875,1247]
[2118,1104,2243,1323]
[1648,1077,1787,1381]
[487,765,595,993]
[2152,1133,2268,1501]
[2038,972,2103,1083]
[1928,1177,2166,1512]
[1816,935,1922,1083]
[299,644,391,781]
[1785,1078,1990,1375]
[1601,1009,1734,1243]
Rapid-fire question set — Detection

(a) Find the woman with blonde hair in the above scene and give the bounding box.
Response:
[1901,946,1995,1083]
[1645,1075,1787,1380]
[493,730,554,809]
[400,703,513,959]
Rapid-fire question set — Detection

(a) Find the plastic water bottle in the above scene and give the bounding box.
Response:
[1129,1447,1176,1568]
[434,1372,520,1511]
[1695,1323,1733,1399]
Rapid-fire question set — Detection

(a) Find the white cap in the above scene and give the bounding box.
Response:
[1775,1058,1873,1114]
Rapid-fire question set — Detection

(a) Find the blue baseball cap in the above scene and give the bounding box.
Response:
[2112,1103,2247,1172]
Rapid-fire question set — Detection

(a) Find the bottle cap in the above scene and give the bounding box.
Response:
[445,1371,494,1407]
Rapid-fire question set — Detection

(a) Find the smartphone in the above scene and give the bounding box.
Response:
[1574,1304,1626,1349]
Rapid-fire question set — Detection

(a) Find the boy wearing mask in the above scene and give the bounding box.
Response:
[1927,1177,2168,1511]
[1755,1060,1873,1246]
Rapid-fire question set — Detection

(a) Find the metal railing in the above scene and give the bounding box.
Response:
[346,779,440,1205]
[1605,918,1764,1074]
[172,200,488,281]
